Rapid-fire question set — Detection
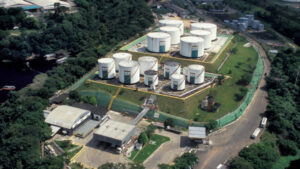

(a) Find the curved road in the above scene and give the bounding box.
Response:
[195,34,271,169]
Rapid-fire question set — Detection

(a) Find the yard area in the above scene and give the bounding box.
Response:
[76,34,259,123]
[131,134,170,163]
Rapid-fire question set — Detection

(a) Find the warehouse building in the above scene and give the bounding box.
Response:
[45,105,91,136]
[94,120,136,147]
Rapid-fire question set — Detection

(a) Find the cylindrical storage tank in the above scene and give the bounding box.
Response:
[159,26,181,45]
[159,19,184,35]
[190,30,212,49]
[183,67,188,76]
[171,74,185,91]
[138,56,158,75]
[118,60,140,84]
[98,58,116,79]
[187,64,205,84]
[191,23,217,41]
[112,53,132,71]
[144,70,158,86]
[252,20,260,29]
[180,36,204,58]
[147,32,171,53]
[164,61,181,79]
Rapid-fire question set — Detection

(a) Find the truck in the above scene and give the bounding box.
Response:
[251,128,261,139]
[260,117,268,128]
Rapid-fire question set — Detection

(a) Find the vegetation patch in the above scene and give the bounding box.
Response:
[132,134,170,163]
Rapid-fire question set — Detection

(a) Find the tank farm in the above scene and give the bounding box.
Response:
[89,19,233,99]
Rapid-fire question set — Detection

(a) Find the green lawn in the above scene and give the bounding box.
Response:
[129,149,139,160]
[55,140,77,152]
[133,134,170,163]
[66,146,82,160]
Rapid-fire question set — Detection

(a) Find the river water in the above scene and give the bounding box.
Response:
[0,60,55,103]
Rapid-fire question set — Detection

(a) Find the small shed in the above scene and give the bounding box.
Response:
[188,126,206,140]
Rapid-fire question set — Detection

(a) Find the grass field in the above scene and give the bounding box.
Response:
[272,150,300,169]
[77,35,258,122]
[132,134,170,163]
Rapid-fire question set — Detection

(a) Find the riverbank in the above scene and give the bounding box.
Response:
[0,59,55,102]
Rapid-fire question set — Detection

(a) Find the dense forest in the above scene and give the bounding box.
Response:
[0,0,153,61]
[224,0,300,46]
[230,49,300,169]
[0,0,153,168]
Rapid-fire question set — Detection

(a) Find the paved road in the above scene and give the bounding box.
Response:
[194,34,271,169]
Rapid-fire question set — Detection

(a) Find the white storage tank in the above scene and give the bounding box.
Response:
[159,26,181,45]
[164,61,181,79]
[171,74,185,91]
[98,58,116,79]
[118,60,140,84]
[187,64,205,84]
[180,36,204,58]
[191,23,217,41]
[144,70,158,86]
[147,32,171,53]
[190,30,212,49]
[138,56,158,75]
[159,19,184,35]
[112,52,132,71]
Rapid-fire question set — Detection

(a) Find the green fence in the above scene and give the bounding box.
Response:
[216,46,264,128]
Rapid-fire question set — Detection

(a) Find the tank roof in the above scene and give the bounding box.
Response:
[148,32,170,39]
[138,56,158,62]
[98,58,114,63]
[159,19,183,25]
[188,64,205,71]
[119,60,139,68]
[145,70,157,75]
[159,26,180,32]
[190,30,211,36]
[191,22,217,28]
[171,74,184,79]
[164,60,180,67]
[181,36,204,43]
[113,52,132,59]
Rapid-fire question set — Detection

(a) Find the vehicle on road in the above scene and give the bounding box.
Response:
[217,164,225,169]
[251,128,261,139]
[260,117,267,128]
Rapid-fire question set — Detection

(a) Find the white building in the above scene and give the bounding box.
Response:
[45,105,91,135]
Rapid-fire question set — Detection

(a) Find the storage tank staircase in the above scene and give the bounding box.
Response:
[131,95,157,125]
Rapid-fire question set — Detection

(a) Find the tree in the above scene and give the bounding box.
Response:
[205,120,218,131]
[98,163,126,169]
[82,96,97,106]
[237,74,252,86]
[217,75,225,85]
[278,138,298,156]
[158,164,170,169]
[173,152,198,168]
[230,157,254,169]
[138,132,149,145]
[145,124,156,138]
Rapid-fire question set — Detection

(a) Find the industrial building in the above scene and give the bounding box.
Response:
[94,119,137,147]
[45,105,91,135]
[225,14,264,32]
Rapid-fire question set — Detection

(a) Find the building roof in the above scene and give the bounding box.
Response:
[25,0,70,10]
[94,120,136,142]
[0,0,32,8]
[45,105,91,129]
[188,126,206,139]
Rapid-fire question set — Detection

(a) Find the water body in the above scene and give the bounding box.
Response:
[0,59,55,103]
[287,158,300,169]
